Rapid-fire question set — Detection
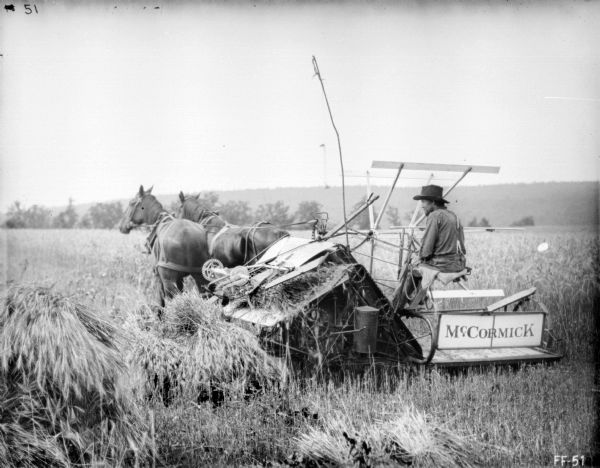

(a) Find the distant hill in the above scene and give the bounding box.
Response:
[24,181,600,228]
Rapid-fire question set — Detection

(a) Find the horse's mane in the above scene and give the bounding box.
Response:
[182,195,219,223]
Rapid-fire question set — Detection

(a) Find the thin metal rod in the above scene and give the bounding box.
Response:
[373,277,400,283]
[366,171,377,274]
[353,250,401,267]
[366,170,375,229]
[373,163,404,230]
[398,230,404,279]
[371,237,404,250]
[312,56,349,247]
[346,228,405,250]
[369,235,376,274]
[345,227,370,238]
[324,194,379,240]
[445,167,473,196]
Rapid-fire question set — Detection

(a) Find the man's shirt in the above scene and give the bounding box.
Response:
[419,207,466,272]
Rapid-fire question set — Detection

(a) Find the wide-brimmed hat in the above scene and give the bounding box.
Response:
[413,185,449,204]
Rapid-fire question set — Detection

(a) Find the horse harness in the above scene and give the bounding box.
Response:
[146,212,206,274]
[200,214,288,265]
[242,222,274,264]
[145,211,172,254]
[196,211,232,257]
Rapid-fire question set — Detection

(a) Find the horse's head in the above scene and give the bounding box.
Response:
[176,191,197,219]
[177,191,217,223]
[118,185,158,234]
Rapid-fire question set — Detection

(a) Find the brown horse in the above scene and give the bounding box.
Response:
[118,186,211,307]
[176,192,289,267]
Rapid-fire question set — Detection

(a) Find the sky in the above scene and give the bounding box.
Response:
[1,1,599,210]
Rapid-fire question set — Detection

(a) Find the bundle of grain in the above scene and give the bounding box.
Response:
[250,262,345,316]
[128,328,189,401]
[166,291,283,387]
[0,284,148,467]
[129,290,283,402]
[295,407,485,467]
[161,291,222,338]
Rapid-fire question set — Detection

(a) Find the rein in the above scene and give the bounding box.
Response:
[189,208,232,256]
[234,219,317,229]
[242,223,263,264]
[271,219,317,228]
[241,222,291,265]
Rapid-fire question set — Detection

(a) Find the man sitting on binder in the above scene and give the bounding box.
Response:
[394,185,467,310]
[416,184,466,272]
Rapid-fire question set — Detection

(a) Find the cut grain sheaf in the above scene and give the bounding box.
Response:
[0,284,148,467]
[250,262,346,318]
[126,290,284,402]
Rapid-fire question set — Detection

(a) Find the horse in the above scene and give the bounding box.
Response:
[118,185,211,307]
[176,192,289,267]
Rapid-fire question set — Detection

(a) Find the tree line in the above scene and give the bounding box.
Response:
[3,199,124,229]
[2,194,326,230]
[3,193,534,229]
[350,198,535,229]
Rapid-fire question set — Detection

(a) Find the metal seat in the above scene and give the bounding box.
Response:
[436,267,471,285]
[418,265,471,289]
[404,266,472,311]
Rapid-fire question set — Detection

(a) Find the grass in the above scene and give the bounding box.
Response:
[0,227,597,466]
[293,404,488,467]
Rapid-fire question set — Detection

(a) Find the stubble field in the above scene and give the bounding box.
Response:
[1,227,597,467]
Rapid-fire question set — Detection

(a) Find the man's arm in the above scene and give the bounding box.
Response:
[420,214,438,260]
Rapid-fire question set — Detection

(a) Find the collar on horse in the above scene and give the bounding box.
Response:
[145,212,174,254]
[195,209,223,228]
[200,214,221,228]
[199,210,234,255]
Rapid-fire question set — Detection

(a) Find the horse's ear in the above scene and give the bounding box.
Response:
[179,191,185,203]
[139,185,145,196]
[147,185,153,194]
